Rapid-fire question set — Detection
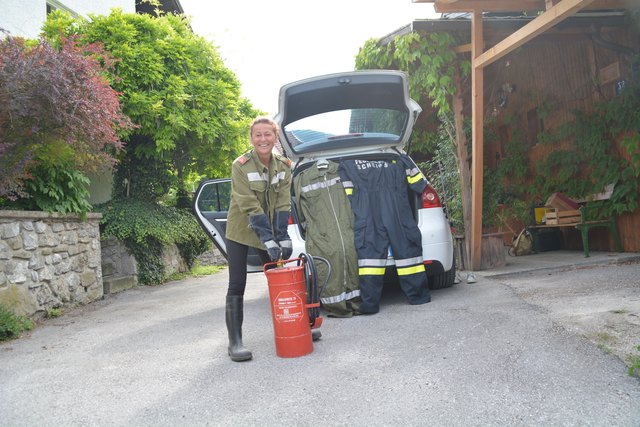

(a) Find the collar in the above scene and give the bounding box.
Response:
[250,149,274,172]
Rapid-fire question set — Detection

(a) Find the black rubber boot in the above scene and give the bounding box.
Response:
[226,295,252,362]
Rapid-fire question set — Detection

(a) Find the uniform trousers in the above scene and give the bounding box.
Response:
[226,239,270,296]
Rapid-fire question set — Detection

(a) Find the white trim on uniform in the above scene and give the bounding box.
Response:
[247,172,268,182]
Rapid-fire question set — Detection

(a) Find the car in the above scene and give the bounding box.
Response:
[275,70,455,289]
[193,70,455,289]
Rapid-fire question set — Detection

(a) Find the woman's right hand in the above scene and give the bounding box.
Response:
[280,239,292,260]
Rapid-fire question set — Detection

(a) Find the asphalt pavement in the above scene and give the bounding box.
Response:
[1,250,639,426]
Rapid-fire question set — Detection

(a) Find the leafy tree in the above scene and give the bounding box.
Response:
[0,36,132,209]
[43,10,258,203]
[41,9,257,281]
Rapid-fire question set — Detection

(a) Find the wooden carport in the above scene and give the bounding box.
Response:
[414,0,633,270]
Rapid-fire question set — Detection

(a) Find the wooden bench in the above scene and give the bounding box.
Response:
[527,204,623,257]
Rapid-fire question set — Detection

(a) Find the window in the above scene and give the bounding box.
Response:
[197,181,231,213]
[46,1,79,18]
[283,108,407,154]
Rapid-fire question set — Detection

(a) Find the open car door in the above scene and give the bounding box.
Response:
[192,178,264,272]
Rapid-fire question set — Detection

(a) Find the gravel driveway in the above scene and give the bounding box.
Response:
[487,259,640,374]
[1,253,639,426]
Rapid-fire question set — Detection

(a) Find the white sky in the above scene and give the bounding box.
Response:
[180,0,438,116]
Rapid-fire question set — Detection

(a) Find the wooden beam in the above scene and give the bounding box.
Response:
[417,0,628,13]
[454,43,472,53]
[473,0,596,69]
[430,1,548,12]
[470,10,485,271]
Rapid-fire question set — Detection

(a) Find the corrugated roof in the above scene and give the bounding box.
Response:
[379,9,629,45]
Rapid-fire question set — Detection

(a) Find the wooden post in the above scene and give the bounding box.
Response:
[546,0,561,9]
[471,9,484,271]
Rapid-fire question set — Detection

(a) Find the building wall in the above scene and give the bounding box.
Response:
[483,24,640,252]
[87,170,115,205]
[0,0,135,39]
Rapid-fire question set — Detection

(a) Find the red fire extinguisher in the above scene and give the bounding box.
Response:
[263,253,327,358]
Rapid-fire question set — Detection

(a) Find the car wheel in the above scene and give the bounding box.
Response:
[428,257,456,290]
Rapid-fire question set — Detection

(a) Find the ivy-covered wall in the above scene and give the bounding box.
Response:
[356,13,639,255]
[482,19,640,252]
[100,236,196,294]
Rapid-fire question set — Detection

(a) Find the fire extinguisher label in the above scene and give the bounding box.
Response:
[274,291,304,323]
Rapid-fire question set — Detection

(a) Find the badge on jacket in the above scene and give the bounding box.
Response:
[235,152,251,165]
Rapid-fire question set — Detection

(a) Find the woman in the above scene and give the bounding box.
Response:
[223,116,293,362]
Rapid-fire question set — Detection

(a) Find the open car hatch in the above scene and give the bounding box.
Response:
[274,70,421,162]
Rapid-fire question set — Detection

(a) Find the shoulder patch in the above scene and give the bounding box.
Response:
[234,152,251,165]
[275,153,292,168]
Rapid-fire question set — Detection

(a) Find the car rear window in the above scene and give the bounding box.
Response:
[283,108,407,154]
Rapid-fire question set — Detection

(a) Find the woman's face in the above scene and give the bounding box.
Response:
[251,123,277,158]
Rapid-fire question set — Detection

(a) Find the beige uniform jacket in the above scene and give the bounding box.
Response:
[226,150,292,249]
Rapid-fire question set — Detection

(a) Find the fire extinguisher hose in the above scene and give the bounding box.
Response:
[298,253,330,328]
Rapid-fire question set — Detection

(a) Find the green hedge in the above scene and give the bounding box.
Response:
[96,199,210,285]
[0,304,34,341]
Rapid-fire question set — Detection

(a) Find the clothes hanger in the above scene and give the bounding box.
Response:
[317,159,329,169]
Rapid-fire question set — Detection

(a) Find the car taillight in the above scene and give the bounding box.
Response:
[421,184,442,209]
[288,214,295,225]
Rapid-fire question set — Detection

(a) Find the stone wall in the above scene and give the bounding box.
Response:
[0,211,103,318]
[101,238,184,294]
[196,247,227,267]
[100,237,225,294]
[100,236,138,294]
[162,243,189,275]
[0,210,229,317]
